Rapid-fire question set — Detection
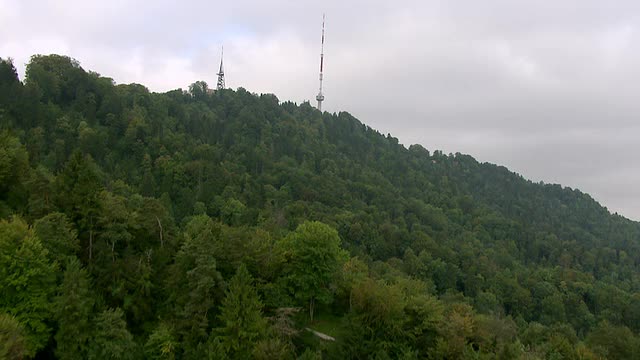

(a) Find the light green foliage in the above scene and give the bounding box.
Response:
[433,303,476,359]
[221,198,246,225]
[88,308,137,360]
[344,279,409,357]
[144,323,177,360]
[297,348,322,360]
[24,54,86,105]
[343,277,446,358]
[472,315,518,355]
[339,256,369,311]
[0,216,56,356]
[214,225,283,279]
[279,221,348,321]
[251,338,293,360]
[204,336,227,360]
[0,313,26,360]
[352,279,406,335]
[586,321,640,359]
[404,292,444,352]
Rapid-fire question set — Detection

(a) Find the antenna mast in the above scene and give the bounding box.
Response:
[315,14,325,111]
[216,46,225,90]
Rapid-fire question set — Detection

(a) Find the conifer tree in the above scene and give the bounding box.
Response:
[167,215,223,349]
[0,217,56,356]
[0,313,26,360]
[88,308,137,360]
[217,263,267,358]
[54,258,94,360]
[34,212,79,265]
[144,323,177,360]
[56,151,102,261]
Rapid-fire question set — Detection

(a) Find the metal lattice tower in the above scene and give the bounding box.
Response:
[315,14,325,111]
[216,46,225,90]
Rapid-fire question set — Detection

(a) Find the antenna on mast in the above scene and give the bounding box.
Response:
[216,46,225,90]
[315,14,325,111]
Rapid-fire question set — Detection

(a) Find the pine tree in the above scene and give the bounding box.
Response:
[56,151,103,262]
[54,258,94,360]
[217,264,267,358]
[34,212,79,265]
[144,323,177,360]
[88,308,137,360]
[167,215,223,349]
[0,216,56,356]
[0,313,26,360]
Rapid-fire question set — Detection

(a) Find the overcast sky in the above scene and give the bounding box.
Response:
[2,0,640,220]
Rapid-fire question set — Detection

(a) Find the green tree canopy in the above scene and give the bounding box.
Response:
[88,308,137,360]
[0,216,56,356]
[279,221,348,321]
[34,212,79,265]
[166,215,223,350]
[54,258,94,360]
[144,323,177,360]
[216,263,268,358]
[0,313,26,360]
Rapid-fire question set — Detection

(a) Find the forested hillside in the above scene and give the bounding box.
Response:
[2,54,640,359]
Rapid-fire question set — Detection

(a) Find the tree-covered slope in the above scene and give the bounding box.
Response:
[2,54,640,359]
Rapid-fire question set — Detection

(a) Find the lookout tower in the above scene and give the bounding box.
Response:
[217,46,225,90]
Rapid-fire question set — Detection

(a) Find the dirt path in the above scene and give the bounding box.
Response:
[305,327,336,341]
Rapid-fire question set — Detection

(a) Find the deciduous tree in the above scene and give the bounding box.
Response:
[279,221,347,321]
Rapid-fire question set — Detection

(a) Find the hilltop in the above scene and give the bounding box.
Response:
[1,54,640,359]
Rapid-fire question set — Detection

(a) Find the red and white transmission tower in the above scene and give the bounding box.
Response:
[315,14,326,111]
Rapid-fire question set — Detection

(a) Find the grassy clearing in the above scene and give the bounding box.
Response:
[306,313,348,339]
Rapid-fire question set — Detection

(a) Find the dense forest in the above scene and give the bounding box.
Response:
[2,54,640,359]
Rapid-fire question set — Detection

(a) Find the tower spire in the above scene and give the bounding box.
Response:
[216,46,225,90]
[315,14,325,111]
